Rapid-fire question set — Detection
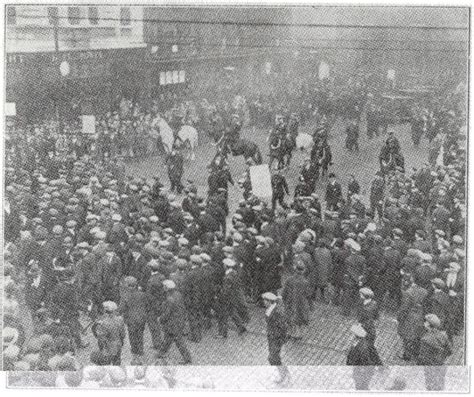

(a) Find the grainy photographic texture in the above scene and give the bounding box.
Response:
[3,3,469,392]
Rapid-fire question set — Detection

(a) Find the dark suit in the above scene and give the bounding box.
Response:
[159,290,192,363]
[145,272,166,349]
[342,253,366,316]
[346,338,382,390]
[325,181,343,211]
[383,246,402,305]
[357,300,379,345]
[418,329,452,391]
[95,313,126,365]
[397,283,428,359]
[265,305,288,366]
[119,288,147,355]
[24,275,48,314]
[99,253,122,303]
[182,267,204,342]
[49,281,82,347]
[217,269,248,337]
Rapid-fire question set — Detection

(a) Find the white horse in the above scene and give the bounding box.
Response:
[295,132,314,151]
[178,125,199,160]
[151,116,175,154]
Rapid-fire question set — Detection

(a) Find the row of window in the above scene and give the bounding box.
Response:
[6,6,131,26]
[159,70,186,85]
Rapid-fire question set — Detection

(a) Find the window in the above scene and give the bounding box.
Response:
[7,7,16,25]
[165,71,173,85]
[47,7,58,25]
[120,7,130,26]
[172,71,179,84]
[178,70,185,83]
[88,7,99,25]
[159,72,166,86]
[68,7,80,25]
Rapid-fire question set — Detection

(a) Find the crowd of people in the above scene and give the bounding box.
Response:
[3,62,466,390]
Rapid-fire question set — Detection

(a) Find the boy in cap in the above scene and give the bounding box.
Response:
[262,291,290,384]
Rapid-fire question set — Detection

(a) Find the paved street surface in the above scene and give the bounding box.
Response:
[76,114,464,367]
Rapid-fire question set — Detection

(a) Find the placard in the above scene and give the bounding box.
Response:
[81,115,96,134]
[5,102,16,116]
[249,164,272,199]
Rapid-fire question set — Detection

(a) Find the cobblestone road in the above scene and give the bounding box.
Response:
[81,114,465,367]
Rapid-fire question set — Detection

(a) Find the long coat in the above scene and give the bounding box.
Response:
[312,247,332,288]
[346,338,381,366]
[417,329,452,365]
[119,288,148,326]
[282,273,311,326]
[397,284,428,341]
[95,314,126,358]
[160,290,188,335]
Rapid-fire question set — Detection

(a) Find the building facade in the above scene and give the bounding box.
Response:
[6,5,147,120]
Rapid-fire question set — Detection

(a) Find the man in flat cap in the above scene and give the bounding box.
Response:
[397,273,428,361]
[346,323,382,390]
[156,280,192,365]
[145,259,166,352]
[424,278,450,331]
[282,261,310,339]
[94,301,126,366]
[49,268,87,349]
[182,254,205,342]
[216,258,248,338]
[166,146,184,194]
[358,288,378,335]
[99,243,122,304]
[118,276,147,365]
[325,173,343,211]
[262,291,290,384]
[418,314,452,390]
[342,239,367,316]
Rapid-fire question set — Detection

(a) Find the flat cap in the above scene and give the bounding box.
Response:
[176,258,189,270]
[261,292,278,302]
[52,225,64,234]
[350,324,367,338]
[431,278,446,289]
[190,254,203,264]
[162,279,176,290]
[148,259,161,270]
[223,258,236,267]
[425,314,441,329]
[359,287,374,298]
[103,301,118,312]
[112,213,122,221]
